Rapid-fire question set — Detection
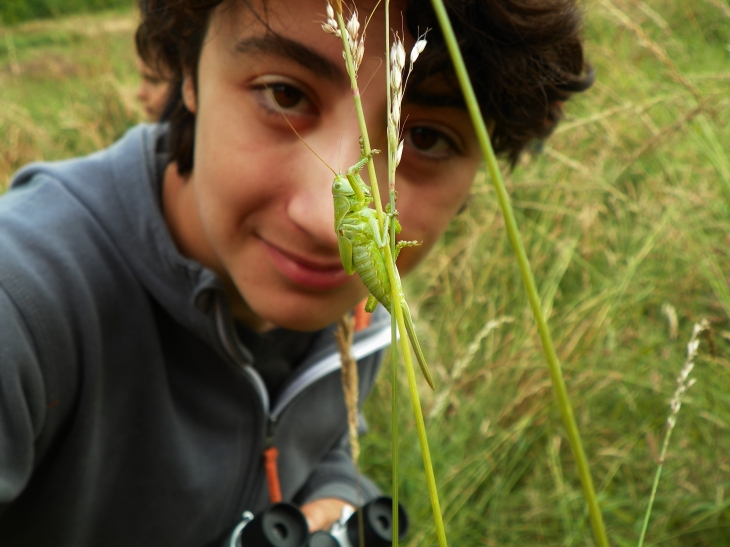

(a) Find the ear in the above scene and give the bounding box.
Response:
[181,71,197,114]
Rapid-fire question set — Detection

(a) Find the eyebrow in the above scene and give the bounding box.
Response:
[234,34,347,85]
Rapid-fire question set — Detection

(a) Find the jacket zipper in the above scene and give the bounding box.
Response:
[270,324,393,420]
[213,298,392,505]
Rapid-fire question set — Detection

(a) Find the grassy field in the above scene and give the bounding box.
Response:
[2,1,730,545]
[0,0,134,25]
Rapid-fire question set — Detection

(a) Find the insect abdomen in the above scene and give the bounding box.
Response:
[352,239,392,310]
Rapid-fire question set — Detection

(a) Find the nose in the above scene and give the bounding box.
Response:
[286,129,365,250]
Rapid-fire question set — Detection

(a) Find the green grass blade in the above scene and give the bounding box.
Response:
[426,1,609,545]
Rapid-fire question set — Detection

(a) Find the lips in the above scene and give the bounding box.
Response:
[262,238,351,290]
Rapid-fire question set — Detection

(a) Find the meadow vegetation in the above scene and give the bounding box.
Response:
[1,0,730,544]
[0,0,134,25]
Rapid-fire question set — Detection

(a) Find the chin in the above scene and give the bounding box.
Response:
[266,310,339,332]
[249,296,349,332]
[239,282,366,332]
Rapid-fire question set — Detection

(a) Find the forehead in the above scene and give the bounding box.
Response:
[203,0,463,109]
[209,0,409,46]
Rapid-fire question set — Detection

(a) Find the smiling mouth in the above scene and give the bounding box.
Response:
[261,238,351,290]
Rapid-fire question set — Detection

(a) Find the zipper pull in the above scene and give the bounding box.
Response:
[263,416,282,503]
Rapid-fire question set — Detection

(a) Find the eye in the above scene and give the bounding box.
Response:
[404,126,458,159]
[252,78,317,117]
[266,83,305,109]
[143,74,164,85]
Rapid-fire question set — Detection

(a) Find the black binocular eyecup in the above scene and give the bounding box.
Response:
[230,495,408,547]
[343,496,408,547]
[307,531,339,547]
[238,503,309,547]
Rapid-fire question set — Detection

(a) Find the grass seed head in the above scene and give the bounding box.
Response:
[387,36,422,171]
[667,319,708,427]
[346,13,359,40]
[322,2,363,72]
[322,3,340,37]
[410,38,427,65]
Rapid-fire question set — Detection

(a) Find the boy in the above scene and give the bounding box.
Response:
[136,55,174,121]
[0,0,592,545]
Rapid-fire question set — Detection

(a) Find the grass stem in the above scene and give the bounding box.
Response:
[384,3,400,545]
[334,7,448,545]
[637,320,707,547]
[426,1,609,546]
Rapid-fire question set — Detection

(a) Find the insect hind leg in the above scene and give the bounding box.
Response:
[364,294,379,313]
[395,239,421,261]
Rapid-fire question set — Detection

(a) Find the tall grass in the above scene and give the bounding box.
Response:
[363,0,730,545]
[0,0,135,26]
[0,10,140,189]
[2,0,730,545]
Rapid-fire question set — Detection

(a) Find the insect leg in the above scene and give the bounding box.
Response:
[365,294,379,313]
[402,300,434,390]
[366,212,392,248]
[347,146,380,179]
[394,239,421,261]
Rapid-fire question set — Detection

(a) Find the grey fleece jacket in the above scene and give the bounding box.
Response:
[0,124,390,546]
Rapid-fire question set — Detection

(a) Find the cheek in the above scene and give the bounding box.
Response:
[394,169,477,273]
[151,84,168,103]
[392,189,456,274]
[400,181,469,238]
[194,158,268,241]
[192,110,295,244]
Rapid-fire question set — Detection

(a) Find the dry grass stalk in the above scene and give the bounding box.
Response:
[336,313,360,464]
[600,0,700,99]
[637,319,709,547]
[706,0,730,19]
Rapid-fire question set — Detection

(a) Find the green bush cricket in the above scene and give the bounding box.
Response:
[267,88,435,390]
[333,138,435,390]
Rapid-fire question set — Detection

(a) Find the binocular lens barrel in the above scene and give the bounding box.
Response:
[238,503,309,547]
[345,497,408,547]
[231,496,408,547]
[307,531,339,547]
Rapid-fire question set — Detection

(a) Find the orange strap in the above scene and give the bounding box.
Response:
[354,298,371,331]
[263,446,282,503]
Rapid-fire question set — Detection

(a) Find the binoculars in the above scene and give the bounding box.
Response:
[227,496,408,547]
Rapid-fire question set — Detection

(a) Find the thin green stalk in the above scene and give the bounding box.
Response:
[426,2,609,546]
[637,320,705,547]
[390,282,399,547]
[334,9,448,546]
[636,428,671,547]
[384,2,400,545]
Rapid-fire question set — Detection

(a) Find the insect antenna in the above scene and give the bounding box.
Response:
[266,52,380,177]
[267,87,338,176]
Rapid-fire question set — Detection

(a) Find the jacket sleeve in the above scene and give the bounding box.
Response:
[292,428,381,508]
[293,349,385,508]
[0,285,48,503]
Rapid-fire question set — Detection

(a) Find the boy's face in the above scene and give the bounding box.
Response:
[171,0,481,331]
[136,57,172,121]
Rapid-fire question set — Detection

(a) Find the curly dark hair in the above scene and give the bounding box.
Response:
[136,0,593,174]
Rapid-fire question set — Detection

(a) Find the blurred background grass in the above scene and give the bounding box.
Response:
[2,0,730,545]
[0,0,133,25]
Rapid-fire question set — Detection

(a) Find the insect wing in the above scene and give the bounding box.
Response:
[337,233,356,275]
[333,194,351,230]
